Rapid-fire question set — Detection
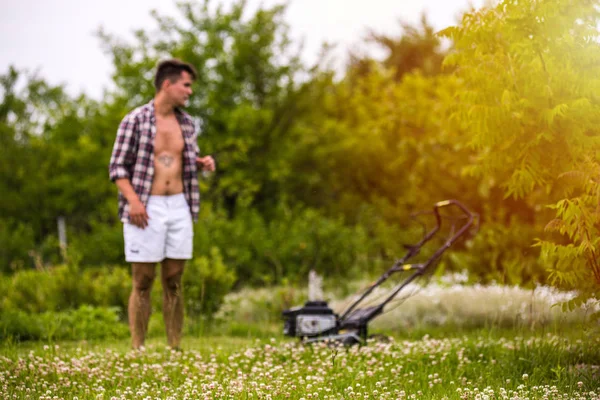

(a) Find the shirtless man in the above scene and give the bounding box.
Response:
[109,59,215,349]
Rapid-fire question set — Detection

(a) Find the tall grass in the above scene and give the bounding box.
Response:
[214,274,599,337]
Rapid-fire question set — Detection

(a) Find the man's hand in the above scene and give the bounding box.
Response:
[115,178,150,229]
[129,199,149,229]
[196,155,216,172]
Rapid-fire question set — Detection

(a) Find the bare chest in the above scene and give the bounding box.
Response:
[154,117,185,154]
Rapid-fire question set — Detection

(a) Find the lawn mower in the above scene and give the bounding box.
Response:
[282,199,477,345]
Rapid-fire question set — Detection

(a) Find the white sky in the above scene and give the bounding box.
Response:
[1,0,484,99]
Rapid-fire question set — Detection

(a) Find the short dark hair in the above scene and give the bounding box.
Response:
[154,59,197,91]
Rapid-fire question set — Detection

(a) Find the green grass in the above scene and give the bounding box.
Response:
[1,325,599,399]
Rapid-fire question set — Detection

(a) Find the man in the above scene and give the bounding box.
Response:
[109,59,215,349]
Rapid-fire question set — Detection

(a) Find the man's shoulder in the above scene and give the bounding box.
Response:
[124,101,153,121]
[177,109,195,126]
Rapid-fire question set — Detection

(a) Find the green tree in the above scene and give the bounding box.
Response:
[287,15,554,286]
[362,14,448,81]
[0,67,80,269]
[440,0,600,296]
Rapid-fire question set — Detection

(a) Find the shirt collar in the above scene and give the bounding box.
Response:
[148,99,187,125]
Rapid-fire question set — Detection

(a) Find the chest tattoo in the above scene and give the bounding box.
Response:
[158,155,174,167]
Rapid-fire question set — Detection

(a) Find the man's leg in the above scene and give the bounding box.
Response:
[129,263,156,349]
[161,258,185,349]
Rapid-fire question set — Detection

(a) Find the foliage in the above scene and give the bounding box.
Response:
[440,0,600,296]
[0,264,131,314]
[0,306,128,341]
[183,247,236,317]
[214,284,305,327]
[0,66,120,271]
[0,259,236,340]
[2,0,600,312]
[0,218,36,271]
[449,221,547,286]
[193,204,376,286]
[349,14,449,81]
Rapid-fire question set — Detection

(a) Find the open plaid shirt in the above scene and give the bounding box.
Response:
[109,100,200,223]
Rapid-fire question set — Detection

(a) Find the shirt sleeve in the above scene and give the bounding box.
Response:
[192,118,200,157]
[108,113,138,182]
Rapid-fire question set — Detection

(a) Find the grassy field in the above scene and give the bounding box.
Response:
[2,279,599,399]
[1,324,599,399]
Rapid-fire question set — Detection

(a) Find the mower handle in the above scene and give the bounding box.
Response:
[431,199,476,246]
[393,199,474,268]
[434,199,474,220]
[339,199,476,321]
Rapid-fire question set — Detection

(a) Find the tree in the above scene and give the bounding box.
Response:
[440,0,600,297]
[347,14,449,82]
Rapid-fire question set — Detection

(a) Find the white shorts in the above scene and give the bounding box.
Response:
[123,193,193,262]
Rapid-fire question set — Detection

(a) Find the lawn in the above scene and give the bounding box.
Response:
[1,325,599,399]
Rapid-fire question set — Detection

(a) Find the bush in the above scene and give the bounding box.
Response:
[0,309,42,341]
[447,221,548,286]
[0,252,240,341]
[0,247,240,342]
[47,305,128,340]
[184,247,236,318]
[0,306,128,341]
[214,284,305,326]
[193,204,374,286]
[0,264,131,314]
[0,218,36,273]
[69,220,125,266]
[0,268,60,313]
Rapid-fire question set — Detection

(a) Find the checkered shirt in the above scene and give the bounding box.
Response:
[108,100,200,223]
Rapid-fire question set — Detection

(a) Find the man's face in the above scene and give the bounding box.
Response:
[164,71,193,107]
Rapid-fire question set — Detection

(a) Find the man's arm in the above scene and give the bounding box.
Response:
[114,178,149,228]
[109,113,138,182]
[109,113,149,228]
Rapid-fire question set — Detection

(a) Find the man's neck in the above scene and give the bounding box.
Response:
[154,94,176,117]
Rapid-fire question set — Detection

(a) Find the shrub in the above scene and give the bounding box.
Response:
[214,284,305,326]
[0,264,131,314]
[448,222,548,286]
[184,247,236,318]
[0,309,42,341]
[69,220,125,266]
[193,205,374,286]
[0,268,59,313]
[0,306,128,341]
[0,218,36,273]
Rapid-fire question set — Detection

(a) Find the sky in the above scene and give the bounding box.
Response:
[1,0,485,99]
